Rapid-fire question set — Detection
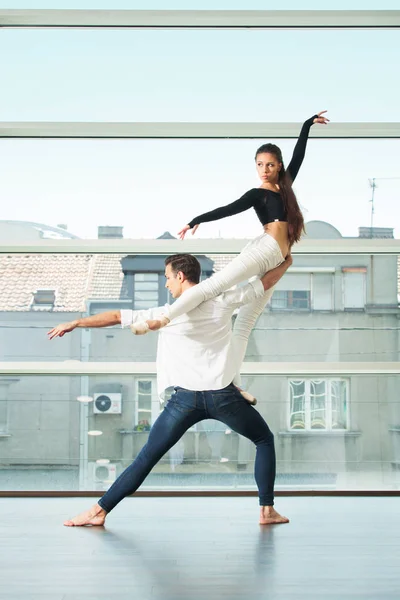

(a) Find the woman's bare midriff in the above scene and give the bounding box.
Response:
[263,222,290,258]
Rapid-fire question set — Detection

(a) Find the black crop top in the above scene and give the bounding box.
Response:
[188,115,317,229]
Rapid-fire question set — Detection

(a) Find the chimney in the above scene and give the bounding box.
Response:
[157,231,177,240]
[98,226,124,239]
[358,227,394,239]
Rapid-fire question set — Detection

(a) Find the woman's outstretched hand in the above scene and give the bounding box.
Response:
[313,110,329,125]
[177,224,199,240]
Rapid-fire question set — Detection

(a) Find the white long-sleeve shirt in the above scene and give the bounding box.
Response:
[121,278,264,396]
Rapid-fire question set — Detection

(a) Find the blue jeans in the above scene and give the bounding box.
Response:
[98,383,276,512]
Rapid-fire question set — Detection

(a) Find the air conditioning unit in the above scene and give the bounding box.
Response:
[88,462,117,491]
[93,393,122,414]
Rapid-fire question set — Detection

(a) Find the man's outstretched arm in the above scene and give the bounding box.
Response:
[47,311,122,340]
[47,304,169,340]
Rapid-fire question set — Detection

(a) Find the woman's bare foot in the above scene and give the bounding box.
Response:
[63,503,107,527]
[259,506,289,525]
[130,316,170,335]
[236,387,257,406]
[146,316,170,331]
[130,322,149,335]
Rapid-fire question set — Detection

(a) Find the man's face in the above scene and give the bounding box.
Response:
[164,264,183,298]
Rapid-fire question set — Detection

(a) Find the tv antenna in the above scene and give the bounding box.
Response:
[368,177,400,237]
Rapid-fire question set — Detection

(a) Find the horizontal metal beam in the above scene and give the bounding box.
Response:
[0,362,399,376]
[0,238,399,256]
[0,10,399,29]
[1,122,399,139]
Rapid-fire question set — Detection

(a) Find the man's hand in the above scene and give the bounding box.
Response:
[261,253,293,291]
[47,321,78,340]
[285,252,293,268]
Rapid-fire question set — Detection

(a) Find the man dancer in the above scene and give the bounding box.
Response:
[48,253,292,527]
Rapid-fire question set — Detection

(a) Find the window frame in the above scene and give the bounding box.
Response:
[134,377,159,429]
[342,268,367,311]
[287,377,350,432]
[133,273,159,310]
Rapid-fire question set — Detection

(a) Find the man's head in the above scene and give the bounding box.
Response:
[164,254,201,298]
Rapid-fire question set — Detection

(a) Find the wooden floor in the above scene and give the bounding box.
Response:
[0,496,399,600]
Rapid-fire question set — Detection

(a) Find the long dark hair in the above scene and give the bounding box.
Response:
[255,143,305,246]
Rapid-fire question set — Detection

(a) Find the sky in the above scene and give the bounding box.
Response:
[1,3,399,240]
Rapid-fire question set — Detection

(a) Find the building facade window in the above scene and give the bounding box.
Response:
[271,270,334,311]
[289,378,349,431]
[312,273,333,310]
[134,379,154,430]
[343,268,366,309]
[133,273,159,309]
[271,290,310,310]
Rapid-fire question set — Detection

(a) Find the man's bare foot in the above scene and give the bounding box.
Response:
[259,506,289,525]
[63,503,107,527]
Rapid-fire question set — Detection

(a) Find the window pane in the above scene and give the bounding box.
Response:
[291,291,310,310]
[312,273,333,311]
[331,380,348,430]
[343,272,366,309]
[270,290,311,311]
[270,291,287,309]
[1,251,398,363]
[137,379,152,428]
[134,282,158,291]
[0,373,398,492]
[1,139,399,240]
[134,274,158,282]
[275,273,311,292]
[138,381,152,394]
[134,291,158,301]
[134,300,159,309]
[290,380,305,430]
[1,29,399,121]
[310,380,327,429]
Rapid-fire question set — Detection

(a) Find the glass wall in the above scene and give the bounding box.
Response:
[0,252,398,363]
[1,28,399,122]
[1,7,399,492]
[1,139,399,240]
[0,373,399,491]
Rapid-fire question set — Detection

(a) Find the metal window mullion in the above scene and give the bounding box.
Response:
[1,122,400,139]
[1,10,400,29]
[1,238,400,255]
[1,361,400,376]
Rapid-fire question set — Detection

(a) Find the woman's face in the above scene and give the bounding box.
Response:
[256,152,281,184]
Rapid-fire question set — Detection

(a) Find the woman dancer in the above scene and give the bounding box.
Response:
[131,111,329,337]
